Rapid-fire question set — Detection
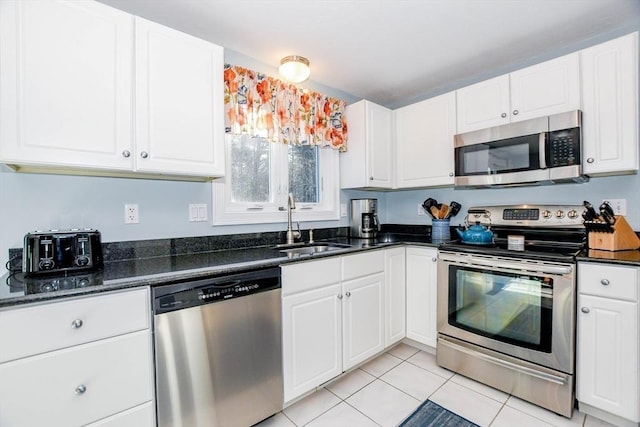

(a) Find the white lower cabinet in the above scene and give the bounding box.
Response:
[281,250,385,403]
[577,262,639,426]
[385,247,406,347]
[405,246,438,347]
[0,288,154,427]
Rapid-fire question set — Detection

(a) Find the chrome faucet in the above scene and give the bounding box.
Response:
[281,193,301,244]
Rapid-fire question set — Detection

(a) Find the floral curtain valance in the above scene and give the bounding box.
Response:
[223,64,348,152]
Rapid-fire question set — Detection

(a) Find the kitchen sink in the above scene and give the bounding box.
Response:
[275,242,352,258]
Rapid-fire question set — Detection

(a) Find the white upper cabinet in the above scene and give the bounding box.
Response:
[394,92,456,188]
[340,100,393,189]
[0,0,225,180]
[0,0,134,170]
[135,17,224,177]
[456,53,580,133]
[580,32,638,176]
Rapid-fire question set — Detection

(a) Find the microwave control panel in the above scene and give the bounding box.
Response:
[548,127,580,167]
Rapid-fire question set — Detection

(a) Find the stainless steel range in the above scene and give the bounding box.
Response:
[437,204,586,418]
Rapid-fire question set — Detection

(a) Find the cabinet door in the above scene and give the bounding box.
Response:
[385,247,406,347]
[135,17,225,177]
[456,75,510,133]
[342,272,385,370]
[577,294,639,422]
[340,100,392,189]
[581,32,638,175]
[85,402,154,427]
[0,330,153,427]
[510,53,580,122]
[394,92,456,188]
[405,247,438,347]
[282,284,342,403]
[0,0,134,170]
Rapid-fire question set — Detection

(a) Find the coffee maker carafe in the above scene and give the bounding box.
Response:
[350,199,379,239]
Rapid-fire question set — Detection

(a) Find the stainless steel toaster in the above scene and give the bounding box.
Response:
[23,229,103,276]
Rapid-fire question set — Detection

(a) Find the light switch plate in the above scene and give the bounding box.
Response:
[340,203,348,217]
[189,204,208,222]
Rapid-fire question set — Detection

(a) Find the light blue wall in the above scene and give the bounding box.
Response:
[376,174,640,230]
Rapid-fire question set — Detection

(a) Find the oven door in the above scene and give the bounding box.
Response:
[437,251,575,374]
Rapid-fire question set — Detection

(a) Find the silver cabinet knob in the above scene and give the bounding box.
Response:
[432,257,437,262]
[369,176,374,181]
[581,307,590,314]
[500,113,507,118]
[448,172,454,177]
[122,150,131,158]
[345,291,351,297]
[337,294,343,299]
[512,110,519,115]
[587,157,595,163]
[600,279,610,286]
[140,151,149,159]
[71,319,83,329]
[75,384,87,395]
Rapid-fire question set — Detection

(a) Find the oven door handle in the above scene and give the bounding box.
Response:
[461,256,572,275]
[439,336,568,385]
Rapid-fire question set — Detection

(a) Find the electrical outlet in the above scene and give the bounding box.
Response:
[124,204,139,224]
[340,203,348,217]
[602,199,627,215]
[189,204,208,222]
[418,203,425,216]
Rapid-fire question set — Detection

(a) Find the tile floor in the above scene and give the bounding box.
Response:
[256,343,618,427]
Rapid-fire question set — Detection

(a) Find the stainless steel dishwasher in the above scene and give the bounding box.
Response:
[152,267,283,427]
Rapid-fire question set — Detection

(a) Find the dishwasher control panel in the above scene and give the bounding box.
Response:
[153,268,281,314]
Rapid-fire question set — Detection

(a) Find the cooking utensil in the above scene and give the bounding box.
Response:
[439,204,450,219]
[422,198,438,218]
[430,206,441,219]
[447,201,462,218]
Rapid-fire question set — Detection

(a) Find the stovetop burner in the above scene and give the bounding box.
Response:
[444,204,587,262]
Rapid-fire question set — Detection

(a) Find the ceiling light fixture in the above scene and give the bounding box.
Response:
[278,55,310,83]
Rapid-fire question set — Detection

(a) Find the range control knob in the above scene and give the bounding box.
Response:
[567,209,579,219]
[541,210,552,219]
[555,210,565,219]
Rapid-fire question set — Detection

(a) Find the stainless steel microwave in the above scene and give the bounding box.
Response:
[454,110,587,187]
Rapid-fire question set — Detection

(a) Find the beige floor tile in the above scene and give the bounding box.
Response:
[490,405,554,427]
[360,353,402,377]
[282,388,340,426]
[429,380,502,426]
[386,343,420,360]
[325,369,376,399]
[346,379,421,427]
[505,397,585,427]
[406,350,454,379]
[583,414,620,427]
[380,361,447,400]
[254,412,297,427]
[305,402,379,427]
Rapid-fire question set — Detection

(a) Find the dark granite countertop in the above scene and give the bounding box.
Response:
[577,249,640,266]
[1,228,440,308]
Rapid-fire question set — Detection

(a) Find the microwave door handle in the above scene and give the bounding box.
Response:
[539,132,547,169]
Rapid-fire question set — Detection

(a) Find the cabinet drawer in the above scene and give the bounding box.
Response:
[0,330,153,427]
[578,263,638,301]
[86,402,154,427]
[0,288,150,363]
[282,257,341,296]
[342,250,384,281]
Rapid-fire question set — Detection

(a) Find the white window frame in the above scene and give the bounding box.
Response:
[213,136,340,225]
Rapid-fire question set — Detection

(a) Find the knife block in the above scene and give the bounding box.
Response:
[587,216,640,251]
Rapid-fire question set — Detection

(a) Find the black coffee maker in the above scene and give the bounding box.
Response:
[350,199,379,239]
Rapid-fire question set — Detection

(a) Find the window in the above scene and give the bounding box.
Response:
[213,135,339,225]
